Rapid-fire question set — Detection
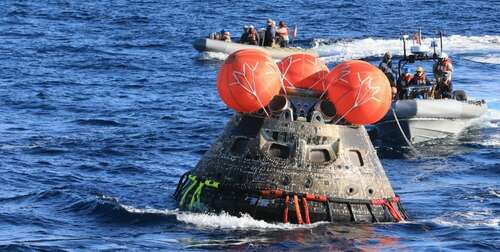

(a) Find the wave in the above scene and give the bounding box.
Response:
[194,35,500,65]
[465,109,500,131]
[431,208,499,229]
[174,211,326,230]
[126,203,326,230]
[464,53,500,65]
[198,51,228,61]
[62,195,177,225]
[314,35,500,63]
[64,195,325,230]
[73,119,124,127]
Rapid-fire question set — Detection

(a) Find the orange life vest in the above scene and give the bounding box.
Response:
[436,59,452,72]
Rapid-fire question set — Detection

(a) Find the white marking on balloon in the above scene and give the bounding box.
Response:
[229,61,269,115]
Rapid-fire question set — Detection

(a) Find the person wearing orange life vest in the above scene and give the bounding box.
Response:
[408,66,431,99]
[396,67,413,99]
[275,21,289,48]
[433,52,453,98]
[409,66,431,86]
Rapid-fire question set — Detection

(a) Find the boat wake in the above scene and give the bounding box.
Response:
[464,53,500,65]
[314,35,500,64]
[196,35,500,65]
[198,51,228,61]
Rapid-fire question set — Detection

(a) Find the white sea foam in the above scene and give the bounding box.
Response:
[466,109,500,130]
[315,35,500,63]
[432,208,499,229]
[121,203,324,230]
[489,189,500,198]
[176,211,304,230]
[465,53,500,65]
[196,35,500,64]
[199,51,228,61]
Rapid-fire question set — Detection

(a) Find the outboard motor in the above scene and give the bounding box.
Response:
[453,90,467,101]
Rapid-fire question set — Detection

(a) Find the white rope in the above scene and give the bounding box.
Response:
[391,107,421,157]
[230,61,271,117]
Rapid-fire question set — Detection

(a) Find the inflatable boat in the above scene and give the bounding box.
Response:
[375,32,488,145]
[376,98,487,144]
[193,38,318,60]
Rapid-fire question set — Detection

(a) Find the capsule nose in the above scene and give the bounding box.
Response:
[193,38,207,51]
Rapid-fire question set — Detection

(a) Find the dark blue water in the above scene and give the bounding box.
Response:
[1,1,499,251]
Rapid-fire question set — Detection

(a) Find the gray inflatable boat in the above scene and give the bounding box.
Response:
[375,97,487,144]
[375,32,488,145]
[193,38,318,60]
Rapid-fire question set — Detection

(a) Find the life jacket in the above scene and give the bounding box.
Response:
[403,74,412,83]
[411,74,428,85]
[248,31,257,43]
[436,59,452,73]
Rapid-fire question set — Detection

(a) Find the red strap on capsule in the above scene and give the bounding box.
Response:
[293,194,303,224]
[302,197,311,224]
[371,197,403,222]
[283,195,289,223]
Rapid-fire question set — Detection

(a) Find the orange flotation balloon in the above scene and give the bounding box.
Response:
[326,60,391,124]
[278,53,329,92]
[217,49,281,113]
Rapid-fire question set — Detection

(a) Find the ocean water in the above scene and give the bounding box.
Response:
[0,0,499,251]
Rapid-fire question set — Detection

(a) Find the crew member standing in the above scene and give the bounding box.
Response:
[379,51,397,98]
[264,19,276,47]
[247,25,259,46]
[276,21,289,48]
[433,52,453,98]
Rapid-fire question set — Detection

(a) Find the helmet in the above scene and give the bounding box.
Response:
[416,66,424,73]
[438,52,448,59]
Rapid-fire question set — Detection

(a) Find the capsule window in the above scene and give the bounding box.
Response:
[348,150,364,166]
[230,137,249,155]
[308,149,331,163]
[268,143,290,159]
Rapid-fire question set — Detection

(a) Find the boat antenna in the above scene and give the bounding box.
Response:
[401,32,408,59]
[439,31,443,53]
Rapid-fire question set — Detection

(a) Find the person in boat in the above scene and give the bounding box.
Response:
[433,52,453,98]
[247,25,259,46]
[221,31,231,42]
[379,51,394,71]
[275,21,289,48]
[209,32,221,40]
[379,52,396,98]
[410,66,431,86]
[239,26,250,44]
[396,67,413,99]
[264,19,276,47]
[409,66,431,98]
